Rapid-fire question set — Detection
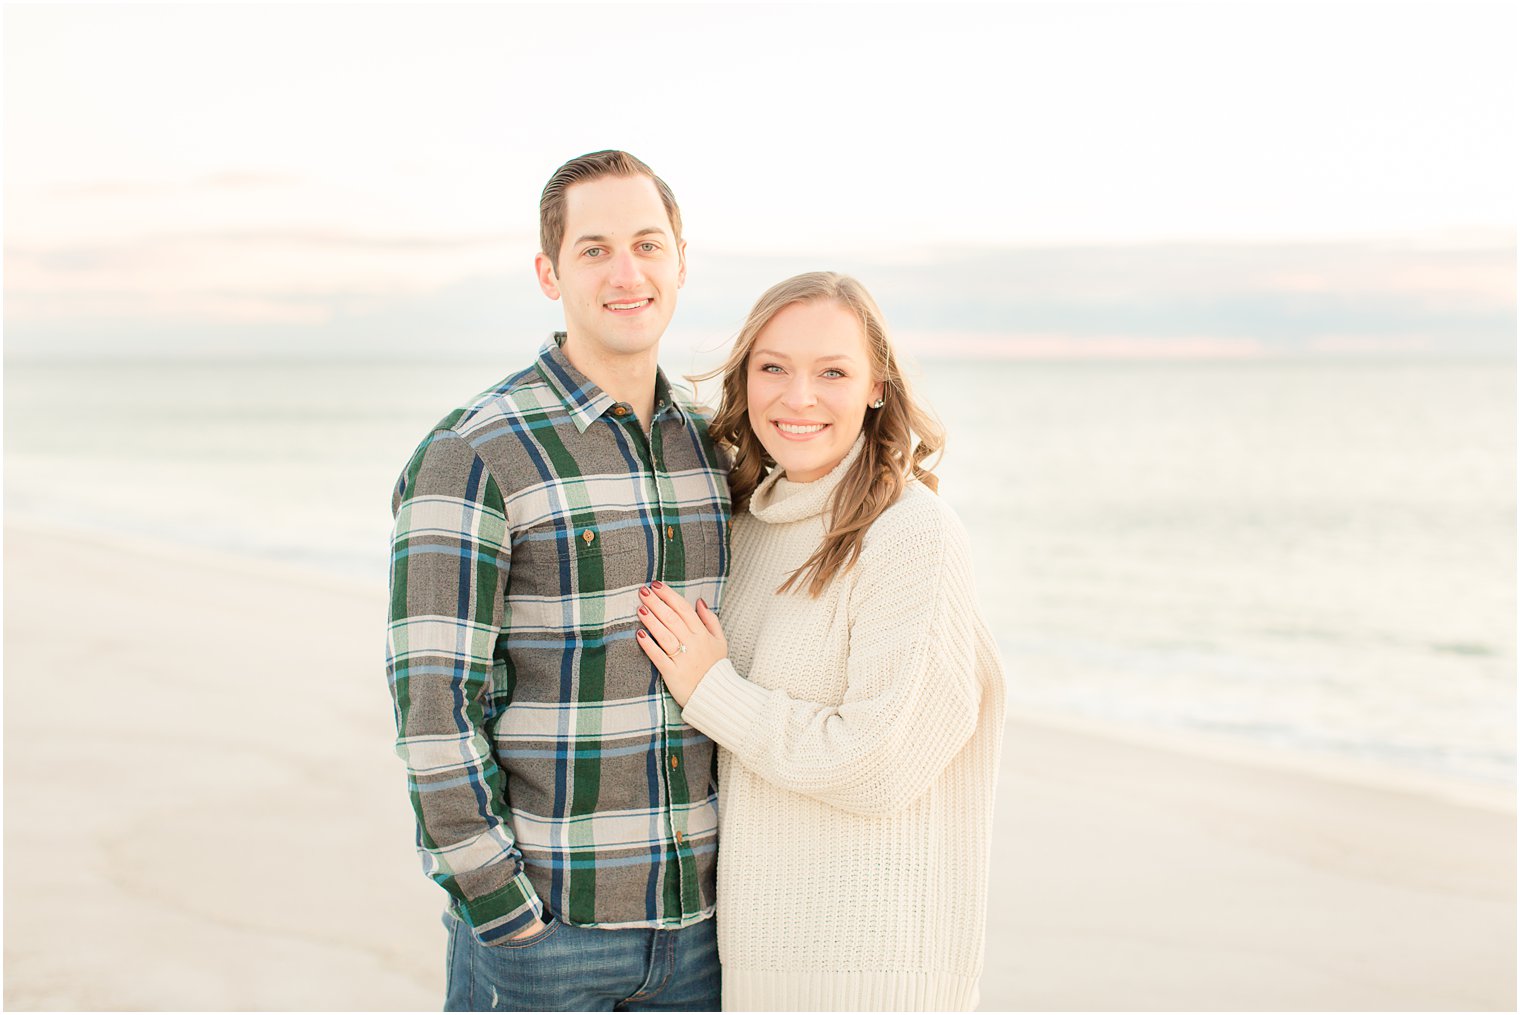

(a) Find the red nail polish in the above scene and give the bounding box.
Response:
[637,630,646,639]
[652,581,666,590]
[638,606,649,615]
[639,587,650,597]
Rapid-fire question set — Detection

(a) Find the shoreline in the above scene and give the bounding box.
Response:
[4,519,1515,1010]
[1007,702,1515,814]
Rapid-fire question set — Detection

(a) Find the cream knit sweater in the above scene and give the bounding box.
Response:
[681,440,1007,1012]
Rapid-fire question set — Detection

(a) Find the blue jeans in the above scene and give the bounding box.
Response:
[443,911,721,1012]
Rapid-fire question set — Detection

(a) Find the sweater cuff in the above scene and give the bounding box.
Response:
[680,657,770,752]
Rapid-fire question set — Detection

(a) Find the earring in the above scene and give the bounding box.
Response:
[870,398,885,409]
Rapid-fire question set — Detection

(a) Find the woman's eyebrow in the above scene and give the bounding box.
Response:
[752,350,855,363]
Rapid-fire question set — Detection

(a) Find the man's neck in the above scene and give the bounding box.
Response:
[560,333,660,433]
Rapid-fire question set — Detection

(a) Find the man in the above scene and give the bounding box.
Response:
[385,151,729,1011]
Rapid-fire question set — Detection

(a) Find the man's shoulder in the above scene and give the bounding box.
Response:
[430,361,556,439]
[393,358,558,488]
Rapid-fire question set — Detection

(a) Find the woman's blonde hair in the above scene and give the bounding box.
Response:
[698,271,944,597]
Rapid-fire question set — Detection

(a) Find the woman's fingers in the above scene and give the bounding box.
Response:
[650,582,701,627]
[634,585,722,709]
[696,598,724,639]
[637,600,684,658]
[638,583,693,638]
[635,629,673,676]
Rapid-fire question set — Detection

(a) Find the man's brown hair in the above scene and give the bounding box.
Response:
[539,150,683,272]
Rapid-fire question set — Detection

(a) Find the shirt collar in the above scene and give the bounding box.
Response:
[535,333,691,434]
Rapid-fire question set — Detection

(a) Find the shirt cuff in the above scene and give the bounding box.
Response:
[459,868,546,945]
[680,657,770,752]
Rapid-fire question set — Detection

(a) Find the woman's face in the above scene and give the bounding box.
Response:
[746,298,884,484]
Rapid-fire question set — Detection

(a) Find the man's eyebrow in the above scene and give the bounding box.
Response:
[571,227,670,246]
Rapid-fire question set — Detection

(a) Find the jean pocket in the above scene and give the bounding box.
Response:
[494,914,561,950]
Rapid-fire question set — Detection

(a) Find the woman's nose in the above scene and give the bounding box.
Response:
[782,376,816,407]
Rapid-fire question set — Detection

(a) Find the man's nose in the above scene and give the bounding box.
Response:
[608,250,646,289]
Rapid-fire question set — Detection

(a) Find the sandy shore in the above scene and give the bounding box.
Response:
[3,522,1514,1011]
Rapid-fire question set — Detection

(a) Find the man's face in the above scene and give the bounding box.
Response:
[535,174,686,362]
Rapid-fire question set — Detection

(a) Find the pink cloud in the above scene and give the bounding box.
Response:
[899,332,1270,360]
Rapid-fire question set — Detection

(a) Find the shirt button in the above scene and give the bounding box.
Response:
[612,405,628,417]
[666,526,675,540]
[582,530,595,544]
[674,830,684,845]
[670,755,680,770]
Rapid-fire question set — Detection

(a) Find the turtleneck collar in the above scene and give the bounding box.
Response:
[748,434,867,525]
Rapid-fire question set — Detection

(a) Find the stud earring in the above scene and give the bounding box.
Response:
[870,398,885,409]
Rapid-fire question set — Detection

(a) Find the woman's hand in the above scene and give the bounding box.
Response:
[634,581,727,707]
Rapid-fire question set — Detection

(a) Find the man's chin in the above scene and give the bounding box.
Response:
[563,316,671,357]
[595,318,674,355]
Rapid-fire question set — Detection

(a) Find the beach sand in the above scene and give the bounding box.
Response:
[3,522,1514,1011]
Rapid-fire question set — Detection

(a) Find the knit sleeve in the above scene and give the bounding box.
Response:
[681,495,985,816]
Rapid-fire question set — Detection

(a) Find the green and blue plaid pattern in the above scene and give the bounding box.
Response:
[386,334,730,943]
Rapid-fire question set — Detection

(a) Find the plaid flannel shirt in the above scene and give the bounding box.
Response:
[386,334,730,943]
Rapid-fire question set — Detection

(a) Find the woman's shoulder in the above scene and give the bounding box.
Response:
[860,480,969,558]
[846,482,982,608]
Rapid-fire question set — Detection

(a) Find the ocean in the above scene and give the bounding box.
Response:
[5,355,1513,785]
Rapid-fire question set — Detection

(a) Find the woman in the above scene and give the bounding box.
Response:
[635,272,1006,1012]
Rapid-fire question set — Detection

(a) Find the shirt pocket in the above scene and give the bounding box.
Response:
[509,518,648,599]
[674,512,729,605]
[563,518,650,593]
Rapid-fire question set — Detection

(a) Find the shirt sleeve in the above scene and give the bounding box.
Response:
[680,498,986,817]
[385,430,544,942]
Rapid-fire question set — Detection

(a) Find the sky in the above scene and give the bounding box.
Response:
[3,1,1516,362]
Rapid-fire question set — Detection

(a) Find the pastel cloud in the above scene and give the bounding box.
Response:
[4,233,1512,361]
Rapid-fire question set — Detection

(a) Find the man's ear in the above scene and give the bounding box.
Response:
[534,252,561,301]
[677,241,687,289]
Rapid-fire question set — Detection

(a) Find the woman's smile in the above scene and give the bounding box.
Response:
[772,419,831,439]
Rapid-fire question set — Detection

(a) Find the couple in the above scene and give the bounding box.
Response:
[385,150,1005,1012]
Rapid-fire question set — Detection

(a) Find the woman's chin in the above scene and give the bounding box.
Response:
[773,451,844,484]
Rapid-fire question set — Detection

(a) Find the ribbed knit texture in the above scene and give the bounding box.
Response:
[681,439,1007,1012]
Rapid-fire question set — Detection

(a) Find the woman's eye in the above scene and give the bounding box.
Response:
[758,364,783,374]
[822,369,845,379]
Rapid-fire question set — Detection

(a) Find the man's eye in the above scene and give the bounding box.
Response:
[639,242,658,252]
[584,247,604,257]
